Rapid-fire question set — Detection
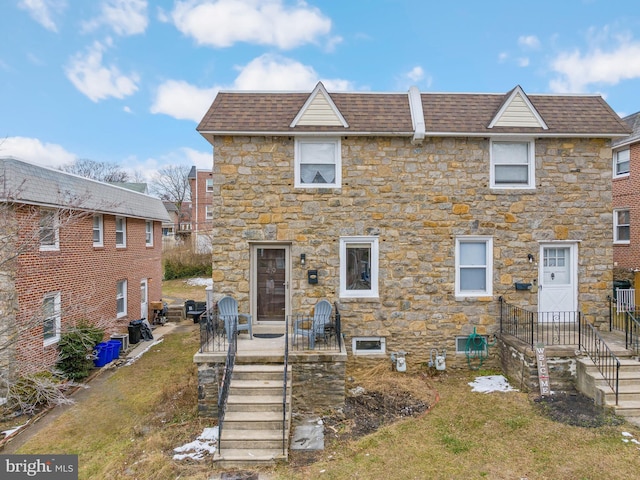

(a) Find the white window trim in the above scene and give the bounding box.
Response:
[294,137,342,188]
[117,280,127,318]
[352,337,386,355]
[115,216,127,248]
[93,214,104,247]
[489,138,536,189]
[339,236,379,299]
[39,209,59,251]
[455,335,488,354]
[455,236,494,298]
[205,178,214,192]
[145,220,153,247]
[613,148,630,178]
[43,292,61,347]
[205,205,214,220]
[614,208,630,244]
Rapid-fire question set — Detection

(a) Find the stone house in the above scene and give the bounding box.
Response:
[196,82,630,371]
[0,157,170,380]
[612,111,640,292]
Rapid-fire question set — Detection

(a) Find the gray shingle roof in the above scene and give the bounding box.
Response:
[0,157,171,222]
[612,111,640,148]
[197,87,631,139]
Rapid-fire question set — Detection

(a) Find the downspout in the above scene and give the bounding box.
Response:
[408,85,425,145]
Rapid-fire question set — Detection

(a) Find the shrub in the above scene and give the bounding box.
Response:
[163,245,211,279]
[56,322,105,381]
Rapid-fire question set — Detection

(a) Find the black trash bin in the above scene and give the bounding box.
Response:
[128,319,142,345]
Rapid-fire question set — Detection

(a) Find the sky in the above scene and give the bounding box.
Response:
[2,0,640,183]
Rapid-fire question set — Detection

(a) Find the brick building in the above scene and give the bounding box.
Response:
[188,166,214,253]
[196,83,630,368]
[0,157,170,378]
[612,111,640,289]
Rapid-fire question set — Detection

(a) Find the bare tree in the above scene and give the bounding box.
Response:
[149,165,191,210]
[60,159,130,183]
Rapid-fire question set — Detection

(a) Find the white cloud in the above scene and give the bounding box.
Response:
[171,0,333,49]
[518,35,540,49]
[549,37,640,93]
[406,66,424,83]
[65,40,139,102]
[18,0,66,32]
[497,52,508,63]
[518,57,530,67]
[150,80,217,122]
[82,0,148,36]
[182,147,212,170]
[0,137,77,168]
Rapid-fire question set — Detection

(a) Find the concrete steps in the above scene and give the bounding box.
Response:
[214,363,292,468]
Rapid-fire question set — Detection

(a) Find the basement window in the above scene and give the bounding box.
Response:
[456,335,488,355]
[352,337,386,355]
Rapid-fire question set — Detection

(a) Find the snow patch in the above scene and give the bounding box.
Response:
[185,278,212,287]
[469,375,519,393]
[173,427,218,460]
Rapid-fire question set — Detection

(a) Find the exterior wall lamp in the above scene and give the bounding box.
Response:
[300,253,306,266]
[528,254,534,263]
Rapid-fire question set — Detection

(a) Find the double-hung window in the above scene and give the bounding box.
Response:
[205,205,214,220]
[294,138,341,188]
[455,237,493,297]
[340,237,379,298]
[614,209,630,244]
[490,140,535,188]
[115,216,126,247]
[613,149,630,177]
[39,209,59,251]
[43,292,61,346]
[206,178,214,192]
[116,280,127,318]
[93,214,104,247]
[145,220,153,246]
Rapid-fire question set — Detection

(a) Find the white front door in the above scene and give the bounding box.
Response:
[140,279,148,320]
[538,244,577,320]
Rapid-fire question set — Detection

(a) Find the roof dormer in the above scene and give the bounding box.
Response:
[290,82,349,128]
[488,85,548,130]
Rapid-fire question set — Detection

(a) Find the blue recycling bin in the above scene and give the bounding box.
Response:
[107,340,121,360]
[93,342,110,367]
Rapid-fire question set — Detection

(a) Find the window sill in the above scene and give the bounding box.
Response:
[614,242,630,246]
[455,294,494,302]
[43,337,59,348]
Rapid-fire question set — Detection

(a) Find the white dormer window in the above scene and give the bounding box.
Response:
[294,138,341,188]
[613,148,630,177]
[490,139,535,189]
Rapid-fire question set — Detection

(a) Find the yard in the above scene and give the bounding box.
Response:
[1,278,640,479]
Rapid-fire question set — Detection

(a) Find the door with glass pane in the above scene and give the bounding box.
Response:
[538,244,577,320]
[253,245,289,322]
[140,279,148,320]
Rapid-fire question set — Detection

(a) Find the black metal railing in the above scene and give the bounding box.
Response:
[199,306,229,353]
[289,303,342,351]
[282,314,289,456]
[624,310,640,357]
[580,321,620,405]
[498,297,581,348]
[217,319,237,453]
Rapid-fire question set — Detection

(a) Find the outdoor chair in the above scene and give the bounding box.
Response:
[218,296,253,339]
[293,299,332,349]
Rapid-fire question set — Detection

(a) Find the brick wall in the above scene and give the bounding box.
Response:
[210,135,613,370]
[8,205,163,375]
[613,141,640,271]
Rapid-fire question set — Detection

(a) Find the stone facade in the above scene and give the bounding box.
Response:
[209,134,614,370]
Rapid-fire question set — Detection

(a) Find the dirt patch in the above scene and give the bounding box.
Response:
[533,391,625,428]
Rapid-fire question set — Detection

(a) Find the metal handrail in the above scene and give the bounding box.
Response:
[580,320,620,405]
[217,319,237,452]
[624,310,640,356]
[282,314,289,456]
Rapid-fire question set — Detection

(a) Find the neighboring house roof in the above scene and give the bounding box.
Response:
[197,84,631,141]
[108,182,149,194]
[188,165,197,179]
[0,157,171,222]
[163,201,179,213]
[612,111,640,148]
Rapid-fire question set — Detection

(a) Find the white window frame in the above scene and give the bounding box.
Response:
[294,137,342,188]
[205,205,214,220]
[43,292,61,347]
[205,178,214,192]
[145,220,153,246]
[614,208,630,244]
[339,236,379,298]
[115,216,126,247]
[455,236,494,298]
[116,280,127,318]
[490,139,535,189]
[613,148,630,178]
[93,214,104,247]
[39,209,59,251]
[455,335,488,355]
[352,337,386,355]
